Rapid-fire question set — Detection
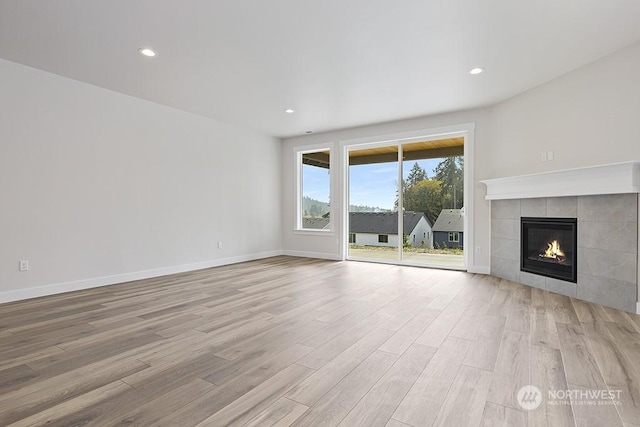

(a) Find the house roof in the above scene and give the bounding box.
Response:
[349,212,429,235]
[432,209,464,232]
[302,217,330,230]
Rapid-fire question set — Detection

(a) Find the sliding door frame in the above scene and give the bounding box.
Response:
[340,123,475,271]
[345,139,402,263]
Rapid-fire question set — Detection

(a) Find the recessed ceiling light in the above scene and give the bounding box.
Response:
[305,131,313,134]
[469,67,485,75]
[138,48,157,57]
[284,109,295,114]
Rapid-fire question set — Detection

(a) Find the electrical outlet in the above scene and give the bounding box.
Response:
[217,241,223,249]
[475,247,481,254]
[19,260,29,271]
[547,151,554,161]
[541,152,548,162]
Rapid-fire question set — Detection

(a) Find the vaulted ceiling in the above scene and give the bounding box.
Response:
[2,0,640,138]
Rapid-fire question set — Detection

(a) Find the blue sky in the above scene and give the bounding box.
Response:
[302,164,331,202]
[303,158,441,210]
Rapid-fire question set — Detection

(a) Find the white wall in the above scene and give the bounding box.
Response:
[0,59,282,302]
[353,233,399,247]
[488,41,640,177]
[409,218,433,248]
[282,109,493,271]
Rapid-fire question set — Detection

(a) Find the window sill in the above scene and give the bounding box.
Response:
[293,229,335,237]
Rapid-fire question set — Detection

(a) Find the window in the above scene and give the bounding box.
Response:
[448,232,459,242]
[297,149,331,231]
[378,234,389,243]
[349,233,356,244]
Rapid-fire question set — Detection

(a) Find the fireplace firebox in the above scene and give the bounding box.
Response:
[521,217,577,283]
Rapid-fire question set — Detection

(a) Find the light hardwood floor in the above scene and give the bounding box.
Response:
[1,256,640,426]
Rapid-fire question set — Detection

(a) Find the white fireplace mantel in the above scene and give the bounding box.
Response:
[480,162,640,200]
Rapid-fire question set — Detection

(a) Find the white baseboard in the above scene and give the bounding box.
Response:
[467,265,490,275]
[0,250,284,304]
[282,250,342,261]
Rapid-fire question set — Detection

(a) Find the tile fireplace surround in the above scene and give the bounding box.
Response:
[481,162,640,313]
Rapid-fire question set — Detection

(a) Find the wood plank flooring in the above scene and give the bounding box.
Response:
[2,256,640,426]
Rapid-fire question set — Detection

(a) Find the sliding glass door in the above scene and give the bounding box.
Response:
[347,145,399,262]
[346,137,465,269]
[400,140,464,268]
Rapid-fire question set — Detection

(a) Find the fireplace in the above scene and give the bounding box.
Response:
[521,217,577,283]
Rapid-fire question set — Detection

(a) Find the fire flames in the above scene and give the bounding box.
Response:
[540,240,565,262]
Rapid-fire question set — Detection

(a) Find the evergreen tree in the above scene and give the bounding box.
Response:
[302,196,329,218]
[434,156,463,209]
[406,162,427,186]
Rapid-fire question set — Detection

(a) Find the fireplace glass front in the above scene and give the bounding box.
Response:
[521,217,577,283]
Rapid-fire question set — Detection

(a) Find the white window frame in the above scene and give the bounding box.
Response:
[448,232,460,243]
[294,145,333,234]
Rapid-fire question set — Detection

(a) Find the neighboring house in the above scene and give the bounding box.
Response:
[349,212,433,248]
[302,217,330,230]
[432,209,464,248]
